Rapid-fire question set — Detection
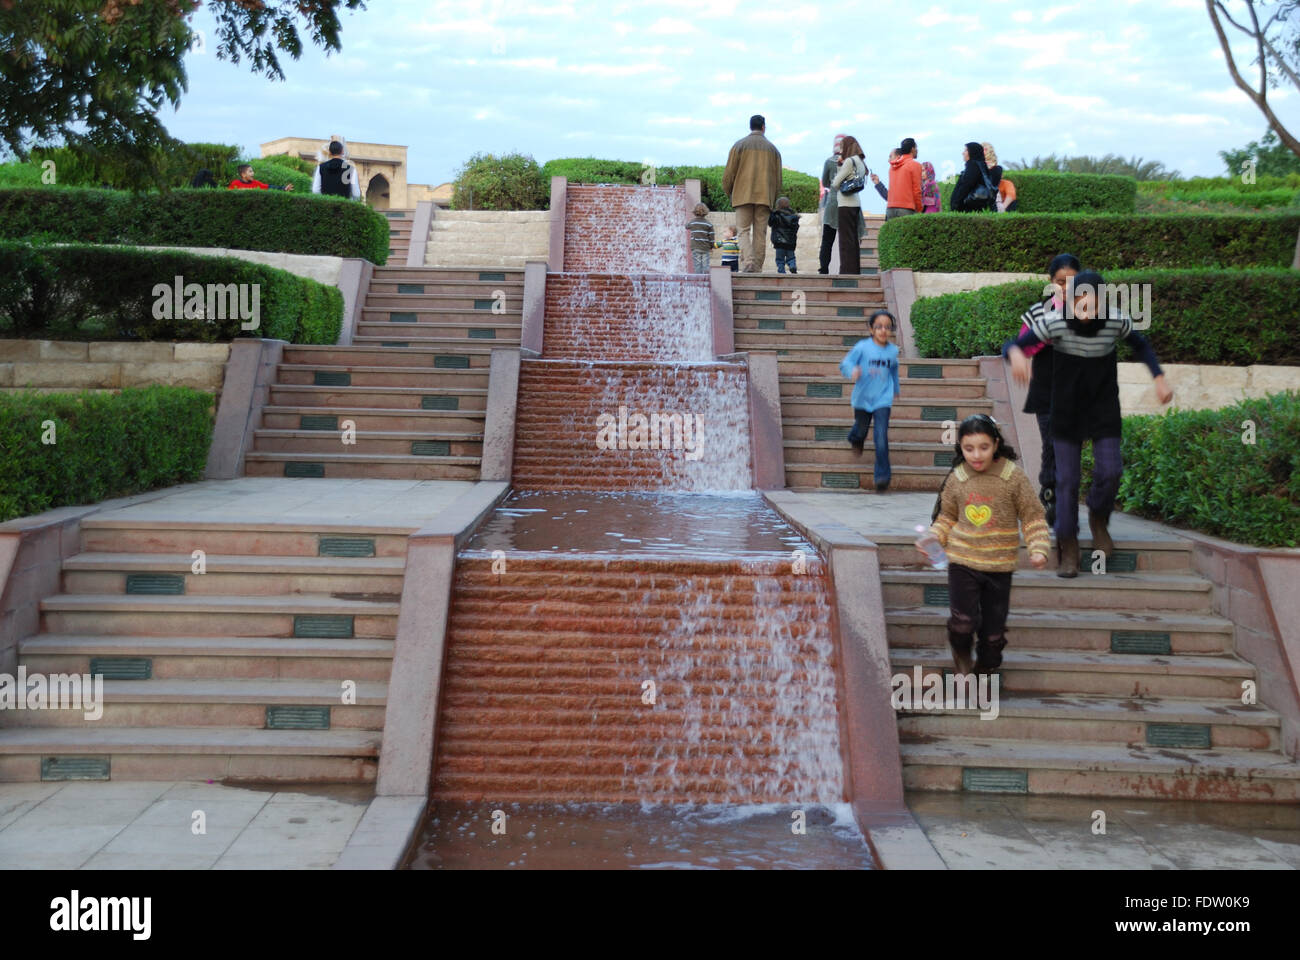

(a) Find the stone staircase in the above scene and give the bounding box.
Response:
[243,266,524,481]
[424,210,552,268]
[433,552,843,804]
[383,209,414,264]
[731,275,973,492]
[875,533,1300,801]
[0,520,408,782]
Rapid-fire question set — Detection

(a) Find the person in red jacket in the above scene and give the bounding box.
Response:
[228,164,294,191]
[885,138,922,219]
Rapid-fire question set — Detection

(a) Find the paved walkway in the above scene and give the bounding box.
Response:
[0,780,371,869]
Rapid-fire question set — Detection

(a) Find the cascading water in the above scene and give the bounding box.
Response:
[409,182,871,868]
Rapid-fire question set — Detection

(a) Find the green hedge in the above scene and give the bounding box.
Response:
[909,268,1300,364]
[938,170,1136,213]
[0,187,389,263]
[0,386,214,523]
[0,243,343,344]
[878,211,1300,272]
[540,157,821,213]
[1081,393,1300,548]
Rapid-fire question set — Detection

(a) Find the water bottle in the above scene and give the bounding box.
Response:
[915,525,948,571]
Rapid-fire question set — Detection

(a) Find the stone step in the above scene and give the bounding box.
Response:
[20,633,395,681]
[784,416,953,444]
[0,727,380,783]
[900,737,1300,802]
[886,606,1232,653]
[903,692,1278,750]
[60,551,405,597]
[371,267,525,283]
[267,384,489,411]
[260,405,485,434]
[731,302,887,320]
[284,345,514,369]
[0,678,388,729]
[875,536,1195,572]
[253,429,483,457]
[781,396,993,420]
[79,521,413,558]
[366,278,524,292]
[39,593,400,638]
[358,315,521,334]
[784,439,957,468]
[891,647,1253,699]
[349,331,512,354]
[882,569,1213,612]
[785,462,951,492]
[363,296,523,313]
[244,451,481,481]
[277,364,494,389]
[778,376,987,399]
[732,276,883,292]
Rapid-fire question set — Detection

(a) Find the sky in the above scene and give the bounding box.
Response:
[167,0,1298,211]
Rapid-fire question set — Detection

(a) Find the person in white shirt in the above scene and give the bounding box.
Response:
[311,140,361,199]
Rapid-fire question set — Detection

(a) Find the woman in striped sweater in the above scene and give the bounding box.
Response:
[917,416,1051,675]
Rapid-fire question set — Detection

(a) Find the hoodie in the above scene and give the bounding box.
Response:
[886,153,923,212]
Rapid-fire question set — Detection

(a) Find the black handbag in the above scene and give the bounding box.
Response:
[838,157,866,195]
[967,163,998,209]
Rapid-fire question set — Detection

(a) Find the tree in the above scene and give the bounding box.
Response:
[1006,154,1182,180]
[1207,0,1300,160]
[1220,128,1300,176]
[452,153,548,211]
[0,0,364,190]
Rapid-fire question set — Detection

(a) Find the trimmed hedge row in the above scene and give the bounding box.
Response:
[0,244,343,344]
[1079,393,1300,548]
[540,157,821,213]
[878,211,1300,272]
[939,170,1136,213]
[0,386,214,523]
[909,268,1300,364]
[0,187,389,263]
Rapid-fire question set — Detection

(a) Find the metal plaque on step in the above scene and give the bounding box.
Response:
[758,319,785,331]
[837,306,864,317]
[89,657,152,680]
[434,355,470,369]
[42,756,110,781]
[963,768,1028,793]
[313,371,351,387]
[814,426,846,442]
[754,290,782,302]
[831,279,858,288]
[319,537,376,558]
[1146,723,1211,748]
[380,342,409,348]
[934,451,956,467]
[479,272,506,282]
[125,573,185,595]
[389,312,417,323]
[923,585,950,606]
[293,615,354,638]
[422,396,459,410]
[412,440,451,457]
[921,406,958,421]
[266,706,331,730]
[397,284,425,294]
[820,473,859,489]
[843,336,859,346]
[284,462,325,478]
[909,364,944,379]
[300,415,339,431]
[468,328,497,339]
[1086,550,1138,572]
[807,383,842,398]
[473,299,496,311]
[1110,631,1172,655]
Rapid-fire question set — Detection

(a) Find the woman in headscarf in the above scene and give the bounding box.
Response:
[949,141,1000,212]
[920,161,941,213]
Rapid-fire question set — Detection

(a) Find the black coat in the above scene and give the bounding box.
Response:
[769,209,800,248]
[950,159,1000,212]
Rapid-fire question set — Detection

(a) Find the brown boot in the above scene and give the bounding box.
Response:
[1057,535,1079,578]
[948,630,975,675]
[1089,508,1115,557]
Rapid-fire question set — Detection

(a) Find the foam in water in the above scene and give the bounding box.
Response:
[545,274,713,362]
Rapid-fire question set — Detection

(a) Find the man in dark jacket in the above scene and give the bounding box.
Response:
[722,115,782,272]
[311,140,361,199]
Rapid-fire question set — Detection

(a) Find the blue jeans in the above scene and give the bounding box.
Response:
[775,247,797,273]
[848,406,891,486]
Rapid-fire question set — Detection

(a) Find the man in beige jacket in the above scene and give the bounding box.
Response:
[722,115,782,273]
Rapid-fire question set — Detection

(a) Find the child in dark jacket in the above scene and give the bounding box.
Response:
[1003,270,1174,577]
[768,196,800,274]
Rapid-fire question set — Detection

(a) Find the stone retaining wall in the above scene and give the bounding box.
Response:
[0,340,231,398]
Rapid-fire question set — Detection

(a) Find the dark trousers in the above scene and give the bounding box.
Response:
[947,563,1013,644]
[1053,435,1122,540]
[848,406,891,486]
[818,224,836,273]
[837,205,861,274]
[1035,412,1056,489]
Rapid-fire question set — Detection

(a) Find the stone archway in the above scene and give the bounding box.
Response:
[366,174,391,210]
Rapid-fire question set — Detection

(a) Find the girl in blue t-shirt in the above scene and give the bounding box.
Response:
[839,309,901,492]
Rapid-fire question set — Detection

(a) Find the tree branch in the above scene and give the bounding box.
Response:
[1207,1,1300,156]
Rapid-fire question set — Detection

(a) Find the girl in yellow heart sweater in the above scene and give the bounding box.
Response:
[916,415,1050,675]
